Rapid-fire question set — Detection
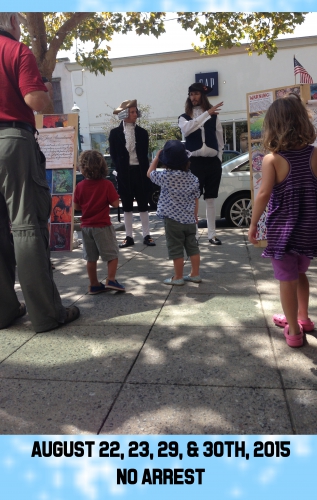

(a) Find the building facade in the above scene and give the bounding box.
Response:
[52,35,317,154]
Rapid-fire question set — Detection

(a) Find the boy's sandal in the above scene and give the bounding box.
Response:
[273,314,314,332]
[163,277,185,286]
[88,283,108,295]
[284,324,304,348]
[105,280,126,292]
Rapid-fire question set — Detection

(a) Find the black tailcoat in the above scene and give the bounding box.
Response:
[109,121,151,197]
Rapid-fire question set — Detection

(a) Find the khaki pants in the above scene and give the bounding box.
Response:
[0,126,65,332]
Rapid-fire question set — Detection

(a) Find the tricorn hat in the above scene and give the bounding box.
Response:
[188,82,212,95]
[159,140,191,168]
[113,99,138,115]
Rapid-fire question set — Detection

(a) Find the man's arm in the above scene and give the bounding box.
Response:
[108,129,117,166]
[178,102,223,138]
[179,112,210,138]
[216,117,224,161]
[73,202,81,211]
[24,90,51,112]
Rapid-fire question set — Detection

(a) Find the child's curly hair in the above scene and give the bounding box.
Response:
[79,150,108,180]
[262,93,316,152]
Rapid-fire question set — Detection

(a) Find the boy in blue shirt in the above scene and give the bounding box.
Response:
[147,140,201,285]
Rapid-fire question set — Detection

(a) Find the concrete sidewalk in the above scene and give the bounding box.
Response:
[1,214,317,435]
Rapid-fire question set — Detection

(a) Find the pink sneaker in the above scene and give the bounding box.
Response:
[273,314,314,332]
[283,324,304,347]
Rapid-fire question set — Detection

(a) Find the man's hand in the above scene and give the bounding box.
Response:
[208,102,223,115]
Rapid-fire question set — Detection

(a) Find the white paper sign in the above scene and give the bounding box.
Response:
[37,126,75,168]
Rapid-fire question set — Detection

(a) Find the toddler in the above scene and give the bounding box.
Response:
[147,140,201,285]
[74,150,125,294]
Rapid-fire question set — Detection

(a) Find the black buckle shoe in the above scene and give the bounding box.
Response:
[119,236,134,248]
[143,235,156,246]
[209,237,222,245]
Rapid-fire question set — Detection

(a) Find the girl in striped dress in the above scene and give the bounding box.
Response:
[248,93,317,347]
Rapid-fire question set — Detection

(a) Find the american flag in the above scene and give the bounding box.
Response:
[294,57,313,84]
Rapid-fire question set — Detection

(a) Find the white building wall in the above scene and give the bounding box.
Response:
[53,35,317,150]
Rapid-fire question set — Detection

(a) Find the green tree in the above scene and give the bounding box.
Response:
[176,12,307,59]
[19,11,307,82]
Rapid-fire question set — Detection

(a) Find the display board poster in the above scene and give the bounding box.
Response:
[246,84,313,245]
[35,113,79,251]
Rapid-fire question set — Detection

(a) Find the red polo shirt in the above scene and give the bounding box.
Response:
[0,34,47,128]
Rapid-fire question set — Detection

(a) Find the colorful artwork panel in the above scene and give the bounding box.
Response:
[52,169,73,194]
[45,169,52,192]
[250,111,266,140]
[275,86,300,99]
[43,114,69,128]
[50,223,71,251]
[310,84,317,100]
[51,194,72,223]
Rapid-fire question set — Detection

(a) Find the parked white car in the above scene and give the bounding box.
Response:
[198,153,252,227]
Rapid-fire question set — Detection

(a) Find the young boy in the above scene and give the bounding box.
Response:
[73,150,125,294]
[147,140,201,285]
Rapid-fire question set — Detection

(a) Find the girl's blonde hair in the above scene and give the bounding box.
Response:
[262,93,316,152]
[79,150,108,180]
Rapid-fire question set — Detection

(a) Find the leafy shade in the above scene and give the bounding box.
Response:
[19,12,166,79]
[19,12,307,82]
[176,12,307,59]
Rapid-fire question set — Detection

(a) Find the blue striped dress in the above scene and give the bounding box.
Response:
[262,145,317,260]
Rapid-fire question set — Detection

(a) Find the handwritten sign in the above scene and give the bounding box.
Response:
[37,126,75,169]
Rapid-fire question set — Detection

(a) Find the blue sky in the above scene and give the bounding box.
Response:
[2,1,317,499]
[2,435,317,499]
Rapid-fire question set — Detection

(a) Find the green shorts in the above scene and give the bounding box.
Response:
[164,217,199,260]
[82,225,119,262]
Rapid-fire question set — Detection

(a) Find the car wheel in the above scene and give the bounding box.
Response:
[224,192,252,227]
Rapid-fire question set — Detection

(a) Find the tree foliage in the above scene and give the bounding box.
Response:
[176,12,307,59]
[19,11,308,82]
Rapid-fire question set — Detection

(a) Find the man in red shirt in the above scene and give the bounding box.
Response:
[0,13,80,332]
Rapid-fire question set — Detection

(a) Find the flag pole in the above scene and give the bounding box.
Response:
[294,54,296,85]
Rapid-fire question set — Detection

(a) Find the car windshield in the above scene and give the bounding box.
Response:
[222,153,248,167]
[231,161,250,172]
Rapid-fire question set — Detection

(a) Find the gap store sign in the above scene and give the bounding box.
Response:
[195,72,219,96]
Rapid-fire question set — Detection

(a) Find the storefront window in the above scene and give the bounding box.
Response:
[222,121,248,153]
[90,133,107,155]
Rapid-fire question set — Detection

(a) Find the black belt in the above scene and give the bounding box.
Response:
[0,121,36,134]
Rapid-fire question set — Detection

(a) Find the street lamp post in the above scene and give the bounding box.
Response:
[71,102,82,153]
